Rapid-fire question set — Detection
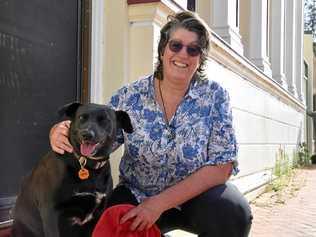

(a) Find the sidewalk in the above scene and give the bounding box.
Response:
[167,165,316,237]
[250,165,316,237]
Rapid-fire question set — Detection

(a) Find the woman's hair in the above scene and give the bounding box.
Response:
[154,11,210,80]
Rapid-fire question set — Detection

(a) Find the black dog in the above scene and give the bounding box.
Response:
[11,102,133,237]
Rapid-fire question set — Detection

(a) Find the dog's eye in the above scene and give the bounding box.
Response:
[79,114,88,122]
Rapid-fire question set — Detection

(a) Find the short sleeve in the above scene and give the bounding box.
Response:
[207,87,239,174]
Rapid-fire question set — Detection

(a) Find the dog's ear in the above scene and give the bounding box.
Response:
[115,110,133,133]
[58,102,82,119]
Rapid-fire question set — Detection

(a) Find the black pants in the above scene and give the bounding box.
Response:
[107,183,253,237]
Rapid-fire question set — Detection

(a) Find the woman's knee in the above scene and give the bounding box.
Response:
[182,183,253,236]
[219,183,253,223]
[106,185,138,208]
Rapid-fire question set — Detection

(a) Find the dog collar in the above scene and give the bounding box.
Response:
[73,153,109,180]
[78,156,108,169]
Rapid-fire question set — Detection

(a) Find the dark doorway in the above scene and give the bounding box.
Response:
[0,0,89,225]
[187,0,196,11]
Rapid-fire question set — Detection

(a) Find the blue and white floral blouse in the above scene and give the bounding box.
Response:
[109,74,238,202]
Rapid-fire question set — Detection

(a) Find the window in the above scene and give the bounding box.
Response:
[187,0,195,11]
[236,0,239,28]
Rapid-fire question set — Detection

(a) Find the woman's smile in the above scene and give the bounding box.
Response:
[172,60,188,68]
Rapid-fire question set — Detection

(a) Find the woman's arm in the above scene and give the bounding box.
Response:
[120,162,232,231]
[155,162,232,210]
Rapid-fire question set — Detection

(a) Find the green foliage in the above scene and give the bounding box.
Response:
[274,146,291,178]
[304,0,316,40]
[270,144,310,192]
[295,142,311,167]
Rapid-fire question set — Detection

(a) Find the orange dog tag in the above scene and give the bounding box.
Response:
[78,168,90,180]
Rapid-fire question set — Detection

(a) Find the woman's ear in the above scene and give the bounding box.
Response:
[160,52,164,60]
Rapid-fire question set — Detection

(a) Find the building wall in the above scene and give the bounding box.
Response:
[304,34,314,153]
[90,0,307,195]
[206,49,304,194]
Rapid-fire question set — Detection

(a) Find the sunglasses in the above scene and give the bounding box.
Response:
[168,40,202,57]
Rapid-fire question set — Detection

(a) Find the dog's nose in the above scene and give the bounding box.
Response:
[81,130,95,141]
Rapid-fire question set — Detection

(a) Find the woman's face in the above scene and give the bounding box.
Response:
[162,28,201,84]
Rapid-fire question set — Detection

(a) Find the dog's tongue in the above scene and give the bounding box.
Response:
[80,143,98,157]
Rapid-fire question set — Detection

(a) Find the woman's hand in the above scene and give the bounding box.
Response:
[120,196,165,231]
[49,120,73,154]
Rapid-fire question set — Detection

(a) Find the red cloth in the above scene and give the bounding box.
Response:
[92,204,161,237]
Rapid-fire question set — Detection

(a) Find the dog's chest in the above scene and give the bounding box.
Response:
[54,167,111,226]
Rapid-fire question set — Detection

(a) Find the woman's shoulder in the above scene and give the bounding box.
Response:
[112,75,152,95]
[129,74,153,92]
[119,75,153,94]
[109,75,153,108]
[195,78,229,98]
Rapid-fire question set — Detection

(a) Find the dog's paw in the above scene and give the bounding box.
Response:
[70,214,93,226]
[68,191,107,226]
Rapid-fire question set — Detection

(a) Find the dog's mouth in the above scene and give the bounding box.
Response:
[80,141,102,157]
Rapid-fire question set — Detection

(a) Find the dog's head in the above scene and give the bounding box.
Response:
[58,102,133,160]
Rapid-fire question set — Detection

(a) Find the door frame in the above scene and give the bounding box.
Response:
[80,0,92,103]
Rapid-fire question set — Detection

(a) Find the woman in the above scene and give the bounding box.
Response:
[50,11,252,236]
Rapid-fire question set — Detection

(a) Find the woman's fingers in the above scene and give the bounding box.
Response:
[63,120,71,129]
[129,215,143,231]
[120,208,136,224]
[137,220,148,231]
[52,146,66,155]
[120,208,145,231]
[57,138,73,153]
[120,206,157,232]
[49,121,73,154]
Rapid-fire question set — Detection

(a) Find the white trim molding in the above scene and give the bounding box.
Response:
[90,0,105,103]
[284,0,298,97]
[210,0,244,55]
[270,0,287,89]
[295,0,304,102]
[247,0,272,77]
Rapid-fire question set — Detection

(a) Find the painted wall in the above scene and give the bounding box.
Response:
[206,57,304,194]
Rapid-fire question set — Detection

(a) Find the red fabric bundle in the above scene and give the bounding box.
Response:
[92,204,161,237]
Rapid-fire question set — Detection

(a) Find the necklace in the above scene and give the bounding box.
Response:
[158,79,176,140]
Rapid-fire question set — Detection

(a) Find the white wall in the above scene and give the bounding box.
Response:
[204,56,304,195]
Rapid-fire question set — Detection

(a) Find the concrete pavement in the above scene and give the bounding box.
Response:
[166,165,316,237]
[250,165,316,237]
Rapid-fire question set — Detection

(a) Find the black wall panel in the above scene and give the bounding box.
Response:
[0,0,81,222]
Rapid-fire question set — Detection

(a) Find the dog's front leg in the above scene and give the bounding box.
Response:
[40,206,60,237]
